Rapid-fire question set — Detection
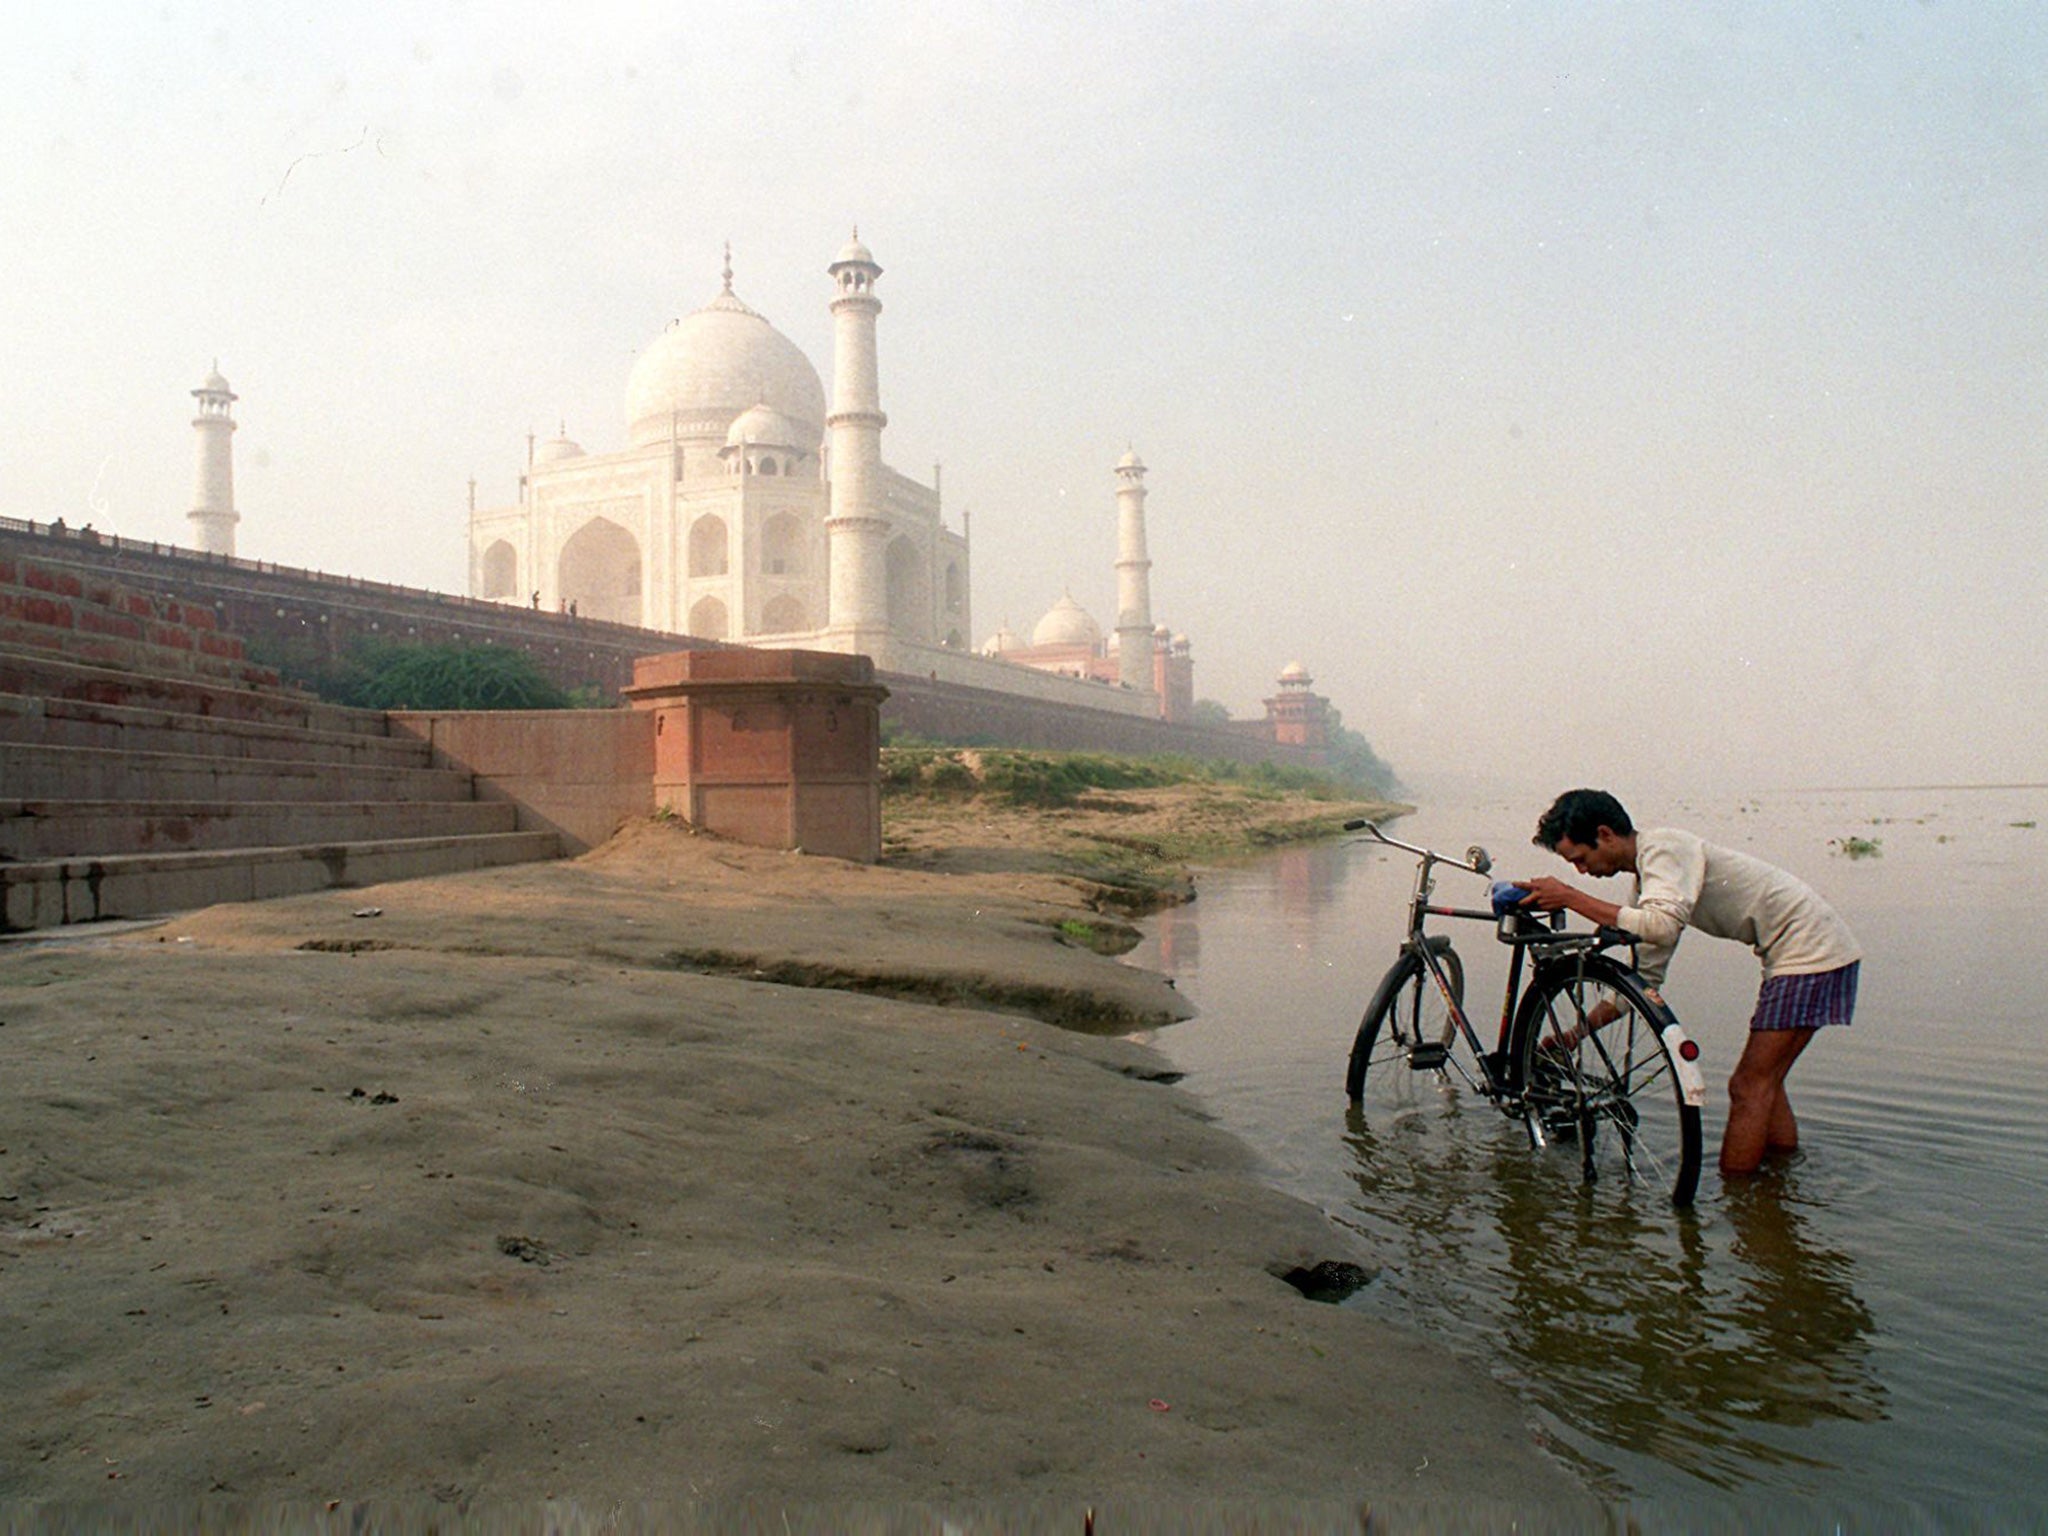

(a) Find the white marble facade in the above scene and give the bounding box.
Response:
[469,237,970,653]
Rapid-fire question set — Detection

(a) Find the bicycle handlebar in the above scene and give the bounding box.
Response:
[1343,819,1493,877]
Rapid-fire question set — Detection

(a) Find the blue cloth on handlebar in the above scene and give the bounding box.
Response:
[1490,881,1532,917]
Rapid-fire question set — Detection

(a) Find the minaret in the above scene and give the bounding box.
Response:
[186,363,239,556]
[1114,448,1155,693]
[825,229,890,641]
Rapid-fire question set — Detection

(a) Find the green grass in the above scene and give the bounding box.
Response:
[1829,835,1883,859]
[880,745,1360,810]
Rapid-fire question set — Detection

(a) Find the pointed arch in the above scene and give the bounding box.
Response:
[688,596,729,639]
[557,517,641,625]
[480,539,518,599]
[761,593,809,633]
[688,515,730,578]
[762,511,808,577]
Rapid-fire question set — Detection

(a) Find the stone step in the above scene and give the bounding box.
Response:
[0,830,563,932]
[0,691,433,769]
[0,645,384,737]
[0,798,519,861]
[0,741,475,805]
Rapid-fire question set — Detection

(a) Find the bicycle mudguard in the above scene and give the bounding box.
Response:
[1661,1023,1709,1107]
[1402,934,1456,958]
[1625,980,1707,1102]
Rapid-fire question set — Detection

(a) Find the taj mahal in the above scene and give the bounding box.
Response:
[465,232,1195,723]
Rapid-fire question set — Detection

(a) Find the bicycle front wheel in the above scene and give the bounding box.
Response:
[1510,955,1705,1206]
[1346,944,1464,1103]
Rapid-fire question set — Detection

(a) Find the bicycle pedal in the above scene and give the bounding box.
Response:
[1407,1043,1449,1071]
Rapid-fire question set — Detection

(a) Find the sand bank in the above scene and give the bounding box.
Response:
[1,815,1601,1521]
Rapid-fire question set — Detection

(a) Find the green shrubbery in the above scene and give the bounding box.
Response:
[881,745,1365,809]
[303,642,575,711]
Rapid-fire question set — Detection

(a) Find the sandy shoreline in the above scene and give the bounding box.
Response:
[1,809,1603,1519]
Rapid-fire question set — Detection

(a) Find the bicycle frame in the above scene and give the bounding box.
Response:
[1357,820,1521,1093]
[1352,818,1620,1099]
[1346,819,1711,1202]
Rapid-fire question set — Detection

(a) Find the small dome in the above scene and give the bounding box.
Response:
[1278,660,1312,686]
[1153,623,1171,639]
[832,232,877,269]
[1031,593,1101,649]
[533,433,585,464]
[1116,448,1145,472]
[725,402,805,450]
[980,624,1019,656]
[193,363,236,401]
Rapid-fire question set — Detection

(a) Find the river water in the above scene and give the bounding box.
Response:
[1126,787,2047,1520]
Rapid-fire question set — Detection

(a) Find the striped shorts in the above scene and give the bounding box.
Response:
[1749,961,1861,1032]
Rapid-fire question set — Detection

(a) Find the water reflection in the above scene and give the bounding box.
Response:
[1338,1104,1885,1489]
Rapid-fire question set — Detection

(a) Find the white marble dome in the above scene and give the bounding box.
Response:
[533,432,585,464]
[1031,593,1101,649]
[980,623,1019,655]
[1278,660,1312,686]
[624,288,826,448]
[725,402,807,450]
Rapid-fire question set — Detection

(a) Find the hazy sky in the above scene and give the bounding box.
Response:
[5,2,2043,797]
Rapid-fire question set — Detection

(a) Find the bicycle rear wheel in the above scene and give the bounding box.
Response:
[1510,955,1705,1206]
[1346,944,1465,1102]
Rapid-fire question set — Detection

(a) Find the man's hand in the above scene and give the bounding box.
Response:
[1520,876,1624,929]
[1520,876,1579,913]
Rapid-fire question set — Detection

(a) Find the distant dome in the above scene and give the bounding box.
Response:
[1116,448,1145,472]
[980,623,1019,656]
[725,402,806,450]
[1278,660,1312,686]
[832,232,877,269]
[533,433,585,464]
[1031,593,1101,649]
[624,284,825,448]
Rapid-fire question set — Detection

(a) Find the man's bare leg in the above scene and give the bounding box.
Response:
[1722,1027,1818,1176]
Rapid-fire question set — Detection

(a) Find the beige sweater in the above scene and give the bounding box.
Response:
[1616,827,1862,987]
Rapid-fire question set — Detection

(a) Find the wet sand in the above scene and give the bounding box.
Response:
[1,816,1601,1522]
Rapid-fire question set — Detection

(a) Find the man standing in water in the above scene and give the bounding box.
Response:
[1518,788,1862,1177]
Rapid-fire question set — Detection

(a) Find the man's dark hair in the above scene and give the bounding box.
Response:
[1534,788,1634,850]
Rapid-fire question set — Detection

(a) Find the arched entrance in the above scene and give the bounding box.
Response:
[688,595,729,639]
[480,540,518,600]
[557,517,641,626]
[761,593,809,633]
[688,516,730,578]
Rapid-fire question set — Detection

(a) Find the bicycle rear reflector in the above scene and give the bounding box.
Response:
[1679,1040,1700,1062]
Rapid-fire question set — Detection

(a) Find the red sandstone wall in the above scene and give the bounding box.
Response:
[0,521,715,701]
[4,521,1332,773]
[386,709,656,854]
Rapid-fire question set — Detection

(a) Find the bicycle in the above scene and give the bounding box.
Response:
[1341,818,1707,1206]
